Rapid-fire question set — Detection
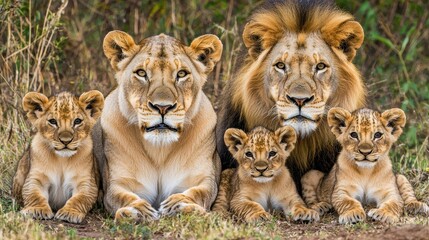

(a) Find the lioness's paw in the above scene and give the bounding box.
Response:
[338,208,365,224]
[21,206,54,220]
[405,201,429,215]
[55,207,85,224]
[115,201,159,222]
[244,211,271,222]
[368,208,399,223]
[292,206,320,222]
[159,193,206,216]
[310,202,332,216]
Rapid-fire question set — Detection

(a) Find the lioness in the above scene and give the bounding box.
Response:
[94,31,222,221]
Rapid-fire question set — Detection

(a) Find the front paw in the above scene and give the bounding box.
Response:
[338,208,365,224]
[368,208,399,223]
[404,201,429,215]
[310,202,332,216]
[55,207,85,224]
[291,206,320,222]
[21,206,54,220]
[115,200,158,222]
[159,193,206,216]
[244,211,271,222]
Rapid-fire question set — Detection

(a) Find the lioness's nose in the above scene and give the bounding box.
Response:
[287,95,314,107]
[149,102,177,115]
[254,161,268,172]
[59,131,73,145]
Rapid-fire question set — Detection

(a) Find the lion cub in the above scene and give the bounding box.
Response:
[301,107,429,224]
[12,91,104,223]
[212,126,319,222]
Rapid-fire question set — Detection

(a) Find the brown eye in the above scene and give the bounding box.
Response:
[74,118,82,126]
[245,151,253,158]
[374,132,383,139]
[275,62,285,70]
[48,119,57,125]
[135,69,147,78]
[268,151,277,157]
[350,132,359,139]
[316,63,326,71]
[177,70,188,78]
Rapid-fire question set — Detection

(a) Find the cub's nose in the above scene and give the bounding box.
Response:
[358,143,373,156]
[254,161,268,172]
[149,102,177,115]
[59,131,73,145]
[359,149,373,156]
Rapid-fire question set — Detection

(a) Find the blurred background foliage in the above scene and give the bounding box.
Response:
[0,0,428,187]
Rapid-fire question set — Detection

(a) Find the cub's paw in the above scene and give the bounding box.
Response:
[291,206,320,222]
[115,200,159,222]
[368,208,399,223]
[244,211,271,222]
[21,206,54,220]
[404,201,429,215]
[310,202,332,216]
[55,207,85,224]
[338,208,365,224]
[159,193,206,216]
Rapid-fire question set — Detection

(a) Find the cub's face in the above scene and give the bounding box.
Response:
[103,31,222,145]
[224,126,296,182]
[23,91,104,157]
[328,107,406,168]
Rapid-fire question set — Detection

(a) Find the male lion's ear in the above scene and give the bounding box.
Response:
[188,34,223,74]
[22,92,50,124]
[224,128,248,155]
[327,107,352,137]
[103,30,139,71]
[79,90,105,120]
[275,126,297,153]
[322,20,364,61]
[381,108,406,141]
[242,21,281,60]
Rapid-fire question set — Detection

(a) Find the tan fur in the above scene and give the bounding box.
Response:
[95,31,222,221]
[301,107,428,224]
[212,126,319,222]
[12,91,103,223]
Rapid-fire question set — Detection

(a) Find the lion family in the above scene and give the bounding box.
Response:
[12,1,428,225]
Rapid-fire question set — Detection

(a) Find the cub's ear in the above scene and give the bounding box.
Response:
[327,107,352,137]
[242,21,281,60]
[103,30,139,71]
[381,108,406,141]
[188,34,223,74]
[322,20,364,61]
[275,126,297,153]
[224,128,248,156]
[22,92,50,124]
[79,90,104,120]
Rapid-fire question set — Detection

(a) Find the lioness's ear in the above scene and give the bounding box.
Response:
[275,126,297,153]
[79,90,104,120]
[224,128,248,155]
[188,34,223,74]
[242,21,281,60]
[22,92,49,123]
[103,30,139,71]
[327,107,352,137]
[322,20,364,61]
[381,108,406,141]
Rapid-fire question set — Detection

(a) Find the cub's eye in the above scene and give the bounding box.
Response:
[374,132,383,139]
[74,118,82,125]
[135,69,147,78]
[275,62,286,70]
[245,151,254,158]
[177,70,188,79]
[316,63,327,71]
[268,151,277,157]
[350,132,359,139]
[48,119,57,125]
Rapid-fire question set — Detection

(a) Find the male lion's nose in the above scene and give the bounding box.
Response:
[254,161,268,172]
[287,95,314,107]
[59,131,73,145]
[149,102,177,115]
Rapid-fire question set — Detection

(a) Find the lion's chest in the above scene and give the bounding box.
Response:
[44,164,79,210]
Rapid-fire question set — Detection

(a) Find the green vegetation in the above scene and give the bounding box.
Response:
[1,0,428,239]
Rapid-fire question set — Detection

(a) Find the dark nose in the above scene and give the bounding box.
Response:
[287,95,314,107]
[149,102,177,115]
[359,149,373,156]
[59,131,73,145]
[254,161,268,172]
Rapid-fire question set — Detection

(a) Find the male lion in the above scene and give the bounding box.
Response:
[94,31,222,221]
[217,0,366,183]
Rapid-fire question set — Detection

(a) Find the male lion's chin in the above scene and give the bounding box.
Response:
[55,149,77,158]
[281,119,318,137]
[143,131,180,146]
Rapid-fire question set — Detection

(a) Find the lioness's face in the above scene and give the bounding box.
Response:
[267,33,335,136]
[328,107,406,168]
[104,31,222,145]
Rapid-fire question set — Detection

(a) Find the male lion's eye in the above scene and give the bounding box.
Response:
[74,118,82,125]
[374,132,383,139]
[316,63,326,71]
[177,70,188,79]
[275,62,285,70]
[268,151,277,157]
[245,151,254,158]
[135,69,147,78]
[48,119,57,125]
[350,132,359,139]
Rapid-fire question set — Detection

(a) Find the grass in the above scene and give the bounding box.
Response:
[1,0,429,239]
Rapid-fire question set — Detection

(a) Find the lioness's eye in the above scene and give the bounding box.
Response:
[275,62,285,70]
[316,63,326,71]
[245,151,254,158]
[74,118,82,125]
[48,119,57,125]
[374,132,383,139]
[177,70,188,79]
[269,151,277,157]
[135,69,147,78]
[350,132,359,139]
